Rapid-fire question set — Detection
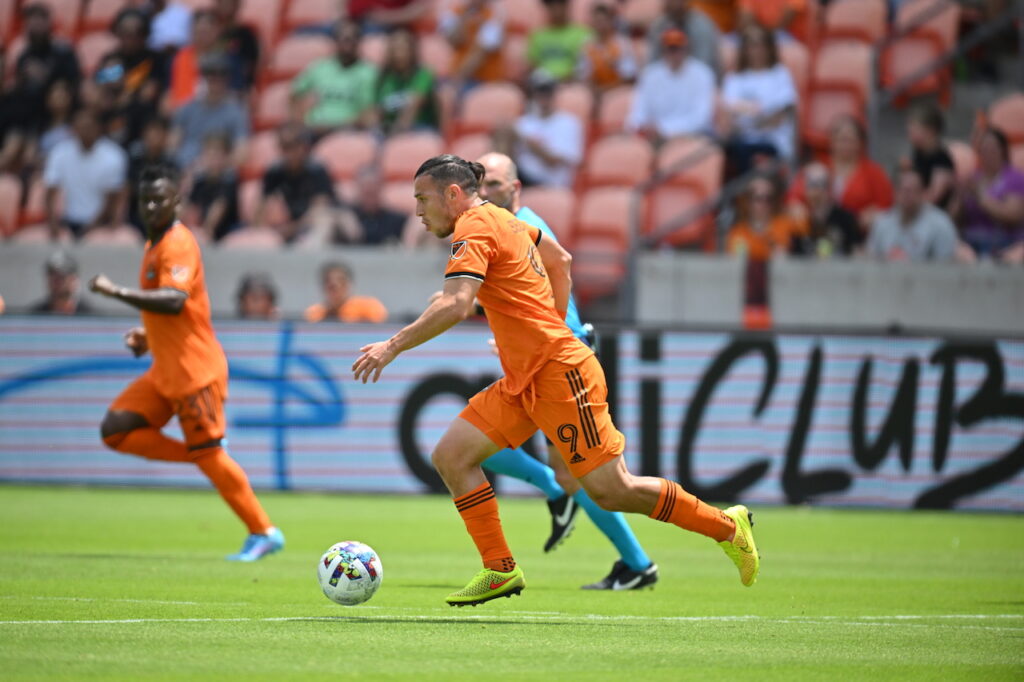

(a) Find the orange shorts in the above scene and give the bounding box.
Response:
[110,370,228,450]
[461,354,625,478]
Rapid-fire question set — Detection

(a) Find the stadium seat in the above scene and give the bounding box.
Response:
[519,186,576,244]
[380,132,444,182]
[241,130,280,180]
[81,224,144,247]
[253,81,292,131]
[579,134,654,190]
[502,33,529,82]
[646,182,714,251]
[946,139,977,184]
[881,0,960,106]
[79,0,122,35]
[595,85,634,138]
[37,0,82,39]
[501,0,546,34]
[989,94,1024,145]
[655,136,724,198]
[418,33,453,79]
[779,40,810,101]
[622,0,661,30]
[454,83,525,137]
[312,131,378,182]
[804,41,871,151]
[571,233,627,302]
[219,225,284,249]
[571,0,601,25]
[8,223,70,244]
[360,32,388,67]
[0,173,21,238]
[283,0,337,34]
[554,82,594,124]
[19,179,55,227]
[267,34,334,82]
[823,0,888,45]
[239,0,282,49]
[0,0,15,43]
[449,133,493,162]
[75,31,119,77]
[574,187,635,247]
[380,181,415,215]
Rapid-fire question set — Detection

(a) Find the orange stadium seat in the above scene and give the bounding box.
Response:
[519,186,576,244]
[622,0,661,31]
[881,0,960,106]
[80,0,122,35]
[502,33,529,82]
[502,0,546,35]
[574,187,634,247]
[0,173,21,237]
[418,33,453,79]
[241,130,280,180]
[36,0,82,39]
[571,0,601,25]
[823,0,888,45]
[571,233,627,302]
[283,0,337,34]
[646,182,714,251]
[312,131,378,182]
[655,136,724,198]
[76,31,119,76]
[449,133,494,162]
[554,82,594,124]
[595,85,634,138]
[360,32,388,67]
[779,40,810,101]
[9,223,71,244]
[380,132,445,182]
[220,226,284,249]
[19,178,55,227]
[946,139,978,184]
[267,34,334,82]
[253,81,292,131]
[455,83,525,137]
[579,134,654,190]
[380,181,415,215]
[81,224,144,247]
[804,41,871,152]
[989,94,1024,144]
[239,0,282,49]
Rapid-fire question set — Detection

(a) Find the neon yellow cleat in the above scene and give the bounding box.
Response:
[718,505,760,587]
[446,566,526,607]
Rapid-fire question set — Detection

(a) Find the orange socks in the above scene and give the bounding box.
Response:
[103,427,191,462]
[650,479,735,543]
[454,482,515,572]
[194,447,272,535]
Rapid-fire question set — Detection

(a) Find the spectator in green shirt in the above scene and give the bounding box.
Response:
[291,19,378,136]
[374,29,440,136]
[527,0,593,82]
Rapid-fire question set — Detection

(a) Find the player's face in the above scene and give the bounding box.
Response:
[138,179,179,231]
[414,175,456,239]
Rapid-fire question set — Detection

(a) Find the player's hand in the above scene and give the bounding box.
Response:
[124,327,148,358]
[352,340,397,384]
[89,274,117,297]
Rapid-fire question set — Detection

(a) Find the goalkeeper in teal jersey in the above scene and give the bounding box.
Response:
[475,153,657,590]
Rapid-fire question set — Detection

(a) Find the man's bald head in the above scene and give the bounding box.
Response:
[477,152,521,212]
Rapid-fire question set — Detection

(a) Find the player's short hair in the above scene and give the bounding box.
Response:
[321,261,353,284]
[140,161,182,188]
[415,155,485,194]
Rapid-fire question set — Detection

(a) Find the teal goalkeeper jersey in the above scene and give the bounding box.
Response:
[515,206,587,342]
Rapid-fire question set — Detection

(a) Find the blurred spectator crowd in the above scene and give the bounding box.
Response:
[1,0,1022,313]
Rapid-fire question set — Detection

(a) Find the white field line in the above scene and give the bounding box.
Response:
[1,595,248,606]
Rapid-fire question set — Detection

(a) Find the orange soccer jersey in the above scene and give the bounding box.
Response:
[444,202,591,395]
[140,222,228,397]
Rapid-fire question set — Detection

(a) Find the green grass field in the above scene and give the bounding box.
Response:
[0,485,1022,681]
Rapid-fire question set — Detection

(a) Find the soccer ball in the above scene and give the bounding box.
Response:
[317,541,383,606]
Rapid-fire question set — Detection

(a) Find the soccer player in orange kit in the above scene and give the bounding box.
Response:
[89,162,284,561]
[353,155,759,606]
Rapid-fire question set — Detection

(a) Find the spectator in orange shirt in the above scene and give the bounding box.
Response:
[738,0,808,43]
[577,2,638,92]
[305,262,388,323]
[169,9,227,109]
[440,0,506,90]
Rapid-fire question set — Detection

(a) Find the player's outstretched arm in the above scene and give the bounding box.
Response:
[89,274,187,315]
[352,277,481,384]
[536,234,573,319]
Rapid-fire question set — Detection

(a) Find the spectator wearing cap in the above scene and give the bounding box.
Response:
[577,2,637,92]
[512,70,584,188]
[32,251,94,315]
[148,0,194,53]
[169,10,228,109]
[867,166,958,263]
[626,29,716,142]
[213,0,260,90]
[527,0,593,83]
[305,262,388,323]
[440,0,506,91]
[646,0,721,76]
[184,134,241,243]
[44,108,127,240]
[905,103,955,212]
[236,273,279,320]
[170,53,249,171]
[292,19,378,135]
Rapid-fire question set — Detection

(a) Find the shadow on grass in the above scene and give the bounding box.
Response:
[275,616,606,627]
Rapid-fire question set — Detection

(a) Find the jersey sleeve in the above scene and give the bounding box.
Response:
[444,213,499,284]
[154,231,199,294]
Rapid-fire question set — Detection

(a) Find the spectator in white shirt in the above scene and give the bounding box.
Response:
[626,29,715,143]
[720,24,797,173]
[44,108,127,240]
[867,166,958,263]
[512,70,584,188]
[148,0,193,52]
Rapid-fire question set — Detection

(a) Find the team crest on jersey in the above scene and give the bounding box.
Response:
[170,265,190,283]
[450,241,468,260]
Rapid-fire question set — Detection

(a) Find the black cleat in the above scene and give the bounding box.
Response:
[581,560,659,591]
[543,494,579,552]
